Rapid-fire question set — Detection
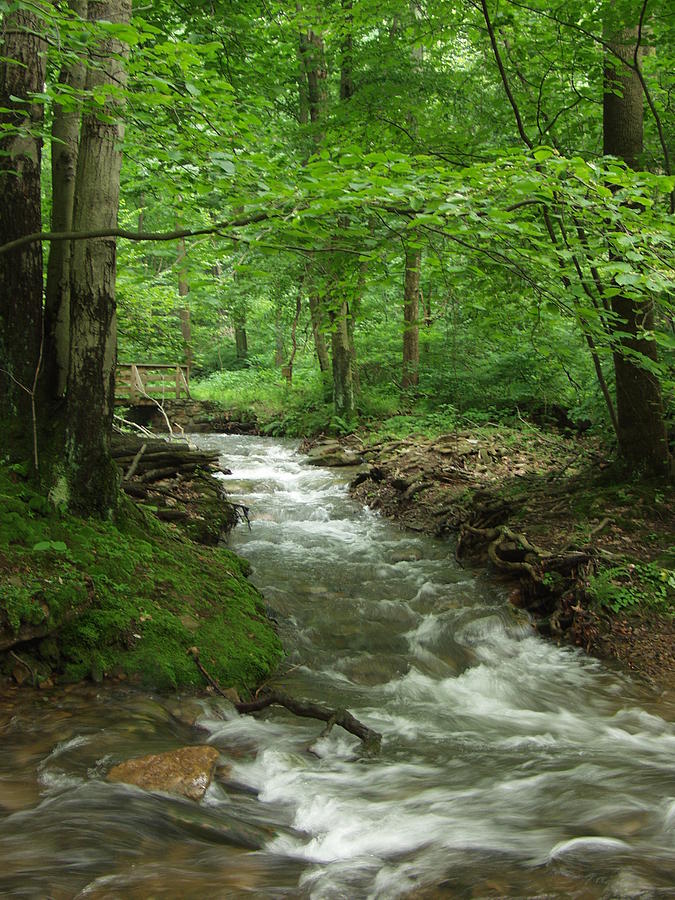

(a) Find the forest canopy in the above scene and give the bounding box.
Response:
[1,0,673,516]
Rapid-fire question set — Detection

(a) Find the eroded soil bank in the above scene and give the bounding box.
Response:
[304,428,674,692]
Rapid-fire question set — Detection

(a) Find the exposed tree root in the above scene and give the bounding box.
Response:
[458,523,548,573]
[457,520,595,635]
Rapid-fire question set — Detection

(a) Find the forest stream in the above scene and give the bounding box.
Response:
[1,434,674,899]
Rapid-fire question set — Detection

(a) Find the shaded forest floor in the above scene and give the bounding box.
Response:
[304,426,674,692]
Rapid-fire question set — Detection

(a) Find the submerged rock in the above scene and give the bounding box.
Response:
[107,745,220,801]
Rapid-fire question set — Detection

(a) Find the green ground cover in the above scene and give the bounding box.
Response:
[0,462,283,691]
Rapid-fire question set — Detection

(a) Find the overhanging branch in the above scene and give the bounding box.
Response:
[0,209,277,256]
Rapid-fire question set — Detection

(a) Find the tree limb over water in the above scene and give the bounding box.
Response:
[190,648,381,755]
[235,692,381,755]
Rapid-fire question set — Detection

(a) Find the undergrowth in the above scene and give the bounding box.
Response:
[587,561,675,617]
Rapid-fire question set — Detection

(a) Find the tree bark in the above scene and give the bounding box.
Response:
[299,26,332,398]
[235,322,248,360]
[339,17,361,397]
[176,237,193,370]
[422,283,432,355]
[274,304,285,366]
[309,289,331,372]
[0,6,46,461]
[330,299,355,421]
[64,0,131,513]
[402,246,421,390]
[44,0,87,401]
[299,28,327,134]
[603,29,671,477]
[340,0,354,103]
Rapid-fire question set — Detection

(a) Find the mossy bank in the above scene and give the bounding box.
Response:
[0,461,283,691]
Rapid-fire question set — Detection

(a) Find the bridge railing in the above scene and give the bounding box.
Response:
[115,364,190,404]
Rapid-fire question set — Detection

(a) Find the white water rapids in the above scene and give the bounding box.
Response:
[0,434,673,898]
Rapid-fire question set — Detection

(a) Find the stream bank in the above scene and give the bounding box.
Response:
[0,439,282,692]
[304,428,674,690]
[1,433,674,898]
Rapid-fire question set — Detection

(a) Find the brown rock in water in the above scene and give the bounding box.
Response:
[107,745,220,801]
[305,443,363,467]
[306,451,363,467]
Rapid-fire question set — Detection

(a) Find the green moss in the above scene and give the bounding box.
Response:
[0,463,283,691]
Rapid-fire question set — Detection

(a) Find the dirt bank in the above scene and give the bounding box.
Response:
[305,428,674,693]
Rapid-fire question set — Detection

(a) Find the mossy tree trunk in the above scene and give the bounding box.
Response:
[44,0,87,402]
[63,0,131,514]
[0,6,46,462]
[603,29,671,477]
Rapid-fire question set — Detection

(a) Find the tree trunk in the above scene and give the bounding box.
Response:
[64,0,131,514]
[603,29,671,477]
[422,283,432,355]
[402,246,421,390]
[235,323,248,360]
[176,237,193,370]
[309,290,330,372]
[44,0,87,401]
[0,6,46,462]
[274,305,285,366]
[330,300,355,421]
[299,28,326,135]
[340,0,354,103]
[339,20,361,396]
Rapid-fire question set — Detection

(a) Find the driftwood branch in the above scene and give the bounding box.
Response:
[236,691,381,754]
[9,650,37,686]
[124,442,146,481]
[113,414,157,438]
[189,648,381,754]
[232,502,251,530]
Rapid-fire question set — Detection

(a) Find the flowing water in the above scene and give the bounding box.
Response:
[1,435,674,899]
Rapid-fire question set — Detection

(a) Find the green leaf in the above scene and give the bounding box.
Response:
[32,540,67,552]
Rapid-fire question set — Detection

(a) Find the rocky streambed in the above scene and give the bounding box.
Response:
[1,433,674,899]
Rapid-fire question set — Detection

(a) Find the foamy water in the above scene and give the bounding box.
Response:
[0,434,673,898]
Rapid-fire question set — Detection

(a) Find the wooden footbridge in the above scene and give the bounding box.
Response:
[115,363,190,405]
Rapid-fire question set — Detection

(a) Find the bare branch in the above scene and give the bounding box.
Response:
[480,0,533,148]
[0,210,277,256]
